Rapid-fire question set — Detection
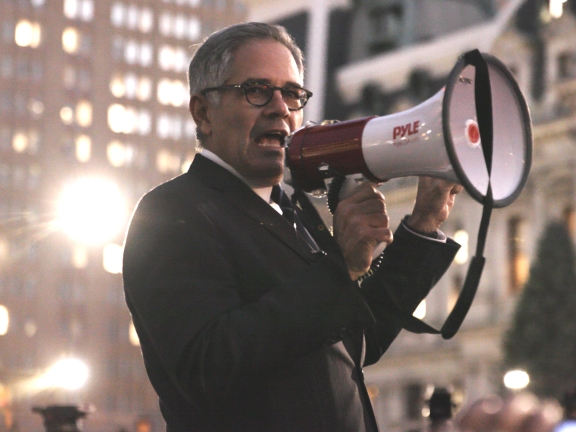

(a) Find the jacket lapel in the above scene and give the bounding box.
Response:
[188,155,317,262]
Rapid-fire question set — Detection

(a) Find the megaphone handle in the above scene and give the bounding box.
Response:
[327,174,346,214]
[326,173,386,277]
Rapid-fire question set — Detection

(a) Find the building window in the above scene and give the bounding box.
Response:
[111,3,126,27]
[62,28,91,56]
[60,106,74,125]
[64,0,94,22]
[508,216,529,293]
[158,13,201,41]
[59,102,92,127]
[12,129,40,155]
[158,45,189,72]
[369,5,402,54]
[107,140,130,167]
[15,20,42,48]
[75,134,91,162]
[157,79,187,107]
[112,38,153,67]
[107,140,148,169]
[110,73,153,101]
[162,0,202,7]
[108,104,151,135]
[111,3,154,33]
[139,8,154,33]
[75,101,92,127]
[62,27,80,54]
[62,66,92,93]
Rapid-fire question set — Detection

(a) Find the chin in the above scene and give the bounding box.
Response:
[248,164,284,187]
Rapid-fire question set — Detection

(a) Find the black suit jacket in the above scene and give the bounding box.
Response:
[123,155,459,431]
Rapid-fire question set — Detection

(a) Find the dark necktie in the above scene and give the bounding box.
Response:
[271,186,320,253]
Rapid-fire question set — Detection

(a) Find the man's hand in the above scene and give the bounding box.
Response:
[455,393,563,432]
[333,182,393,281]
[406,176,464,234]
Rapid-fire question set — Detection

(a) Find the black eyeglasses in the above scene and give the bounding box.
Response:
[201,82,313,111]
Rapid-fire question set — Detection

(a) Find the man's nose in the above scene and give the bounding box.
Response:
[263,89,290,117]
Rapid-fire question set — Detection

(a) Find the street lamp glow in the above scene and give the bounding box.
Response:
[56,178,126,245]
[44,358,89,390]
[504,369,530,390]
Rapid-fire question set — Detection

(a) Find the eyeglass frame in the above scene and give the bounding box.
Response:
[200,82,313,111]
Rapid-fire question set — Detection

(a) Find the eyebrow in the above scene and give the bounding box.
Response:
[242,78,304,88]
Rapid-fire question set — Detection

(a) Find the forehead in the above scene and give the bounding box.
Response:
[226,39,303,86]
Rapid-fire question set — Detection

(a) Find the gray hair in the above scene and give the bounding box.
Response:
[188,22,304,97]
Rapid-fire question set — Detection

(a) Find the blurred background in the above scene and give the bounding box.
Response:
[0,0,575,430]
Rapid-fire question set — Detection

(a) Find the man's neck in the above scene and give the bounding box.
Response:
[200,148,273,204]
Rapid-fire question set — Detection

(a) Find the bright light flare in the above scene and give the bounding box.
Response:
[41,358,89,390]
[56,178,126,245]
[504,369,530,390]
[13,358,89,396]
[28,357,89,393]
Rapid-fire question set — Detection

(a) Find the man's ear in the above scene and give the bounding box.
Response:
[189,94,212,137]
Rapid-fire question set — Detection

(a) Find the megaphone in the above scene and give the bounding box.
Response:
[285,50,532,209]
[285,50,533,339]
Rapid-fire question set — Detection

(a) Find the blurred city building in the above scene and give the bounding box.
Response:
[244,0,576,430]
[0,0,245,430]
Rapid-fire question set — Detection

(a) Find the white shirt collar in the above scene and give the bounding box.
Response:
[200,148,276,210]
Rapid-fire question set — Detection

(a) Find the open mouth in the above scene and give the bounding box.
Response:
[256,132,287,148]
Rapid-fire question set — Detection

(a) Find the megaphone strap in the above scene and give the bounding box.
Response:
[439,50,495,338]
[464,49,494,180]
[394,50,496,339]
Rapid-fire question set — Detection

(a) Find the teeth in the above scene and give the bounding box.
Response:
[259,137,280,147]
[258,134,285,147]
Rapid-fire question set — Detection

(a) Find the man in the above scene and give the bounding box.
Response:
[123,22,462,431]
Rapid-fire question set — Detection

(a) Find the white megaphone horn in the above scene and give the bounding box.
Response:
[285,50,532,339]
[285,50,532,210]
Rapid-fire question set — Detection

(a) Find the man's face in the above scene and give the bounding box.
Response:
[198,40,304,187]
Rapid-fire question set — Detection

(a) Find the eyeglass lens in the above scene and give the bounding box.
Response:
[244,84,307,109]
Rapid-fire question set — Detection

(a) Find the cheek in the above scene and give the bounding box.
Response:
[224,111,257,138]
[290,112,304,131]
